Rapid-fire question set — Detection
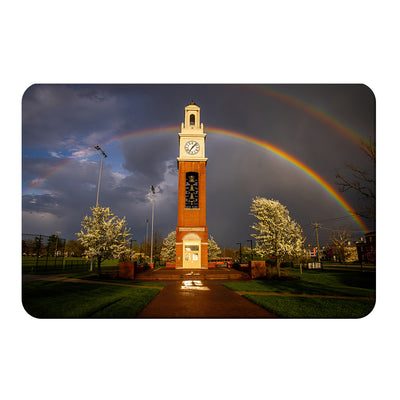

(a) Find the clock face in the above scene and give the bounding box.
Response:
[185,140,200,155]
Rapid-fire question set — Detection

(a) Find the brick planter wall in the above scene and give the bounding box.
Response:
[119,261,136,280]
[250,261,267,279]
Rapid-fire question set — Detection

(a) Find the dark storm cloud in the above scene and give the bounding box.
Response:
[22,84,375,247]
[119,134,176,185]
[22,150,178,241]
[22,84,154,152]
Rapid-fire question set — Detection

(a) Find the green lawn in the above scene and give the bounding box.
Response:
[22,279,162,318]
[224,269,376,318]
[243,294,375,318]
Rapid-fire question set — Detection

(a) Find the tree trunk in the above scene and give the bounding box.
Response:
[276,257,281,277]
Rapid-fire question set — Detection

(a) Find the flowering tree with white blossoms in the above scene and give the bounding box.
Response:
[160,231,176,262]
[208,235,221,259]
[77,206,131,276]
[250,197,305,276]
[159,231,222,262]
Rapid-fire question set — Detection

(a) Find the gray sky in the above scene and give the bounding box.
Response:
[22,84,375,248]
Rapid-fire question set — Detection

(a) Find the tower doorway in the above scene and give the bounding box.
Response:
[182,233,202,269]
[183,242,201,268]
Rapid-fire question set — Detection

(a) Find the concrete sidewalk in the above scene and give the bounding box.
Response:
[138,279,277,318]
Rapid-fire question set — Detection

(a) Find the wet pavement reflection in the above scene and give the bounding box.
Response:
[138,279,278,318]
[180,280,210,290]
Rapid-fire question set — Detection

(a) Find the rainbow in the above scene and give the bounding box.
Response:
[207,126,369,233]
[23,125,369,232]
[246,85,373,150]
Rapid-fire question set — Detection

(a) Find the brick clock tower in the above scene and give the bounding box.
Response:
[175,102,208,269]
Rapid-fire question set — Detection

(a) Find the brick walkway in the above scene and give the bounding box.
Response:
[138,279,277,318]
[23,271,278,318]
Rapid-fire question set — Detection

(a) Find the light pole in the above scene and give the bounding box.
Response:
[313,222,321,265]
[236,242,242,264]
[55,231,61,266]
[247,239,253,260]
[150,185,155,265]
[94,145,107,207]
[145,218,149,259]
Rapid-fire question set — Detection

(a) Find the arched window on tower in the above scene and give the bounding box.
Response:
[190,114,195,125]
[185,172,199,208]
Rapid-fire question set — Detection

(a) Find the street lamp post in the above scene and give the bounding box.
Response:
[145,218,149,259]
[55,231,61,266]
[247,239,253,260]
[94,145,107,207]
[92,145,107,272]
[150,185,155,266]
[313,222,321,265]
[236,242,242,264]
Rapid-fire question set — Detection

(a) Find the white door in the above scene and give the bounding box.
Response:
[183,241,201,269]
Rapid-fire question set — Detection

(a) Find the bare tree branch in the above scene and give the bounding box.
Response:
[335,136,376,220]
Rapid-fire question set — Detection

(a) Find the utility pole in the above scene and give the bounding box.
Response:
[150,186,155,265]
[313,222,321,265]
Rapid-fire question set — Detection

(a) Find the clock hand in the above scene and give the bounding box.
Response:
[190,143,196,151]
